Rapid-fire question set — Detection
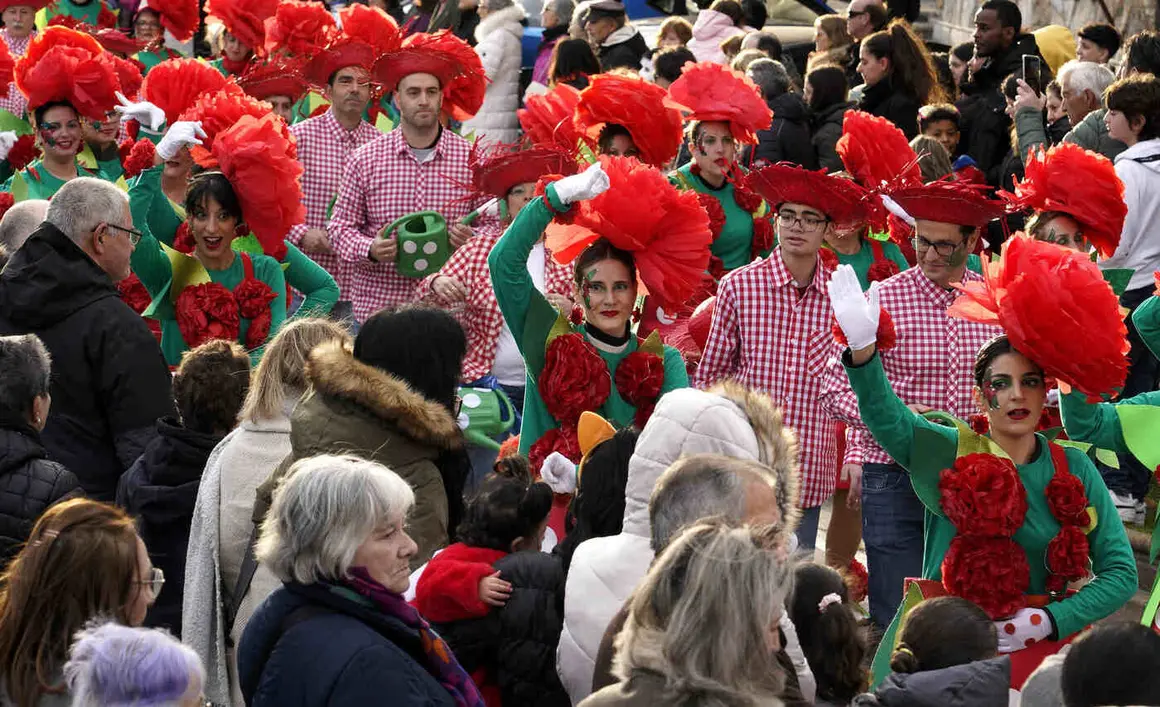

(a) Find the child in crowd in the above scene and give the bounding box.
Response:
[790,563,866,707]
[917,103,961,158]
[852,597,1008,706]
[1061,623,1160,707]
[1044,80,1073,139]
[413,458,565,706]
[656,16,693,49]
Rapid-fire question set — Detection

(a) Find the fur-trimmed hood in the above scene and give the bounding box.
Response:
[303,341,462,452]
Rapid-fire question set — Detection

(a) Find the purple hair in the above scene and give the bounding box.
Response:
[63,620,205,706]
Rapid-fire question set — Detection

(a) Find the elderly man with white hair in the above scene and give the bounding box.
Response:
[1014,59,1121,162]
[0,177,174,502]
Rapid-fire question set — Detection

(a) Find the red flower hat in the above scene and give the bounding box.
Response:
[573,73,683,168]
[302,4,400,88]
[0,0,50,11]
[179,81,296,160]
[667,61,772,145]
[742,164,871,228]
[142,58,229,126]
[14,26,123,120]
[111,54,144,100]
[373,30,485,122]
[205,0,279,55]
[238,55,309,103]
[262,0,335,57]
[837,110,923,190]
[543,156,713,312]
[518,83,583,158]
[137,0,200,43]
[999,143,1126,259]
[884,180,1008,228]
[948,233,1130,400]
[470,143,578,201]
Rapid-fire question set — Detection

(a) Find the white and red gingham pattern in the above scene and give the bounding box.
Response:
[695,250,842,509]
[0,30,32,119]
[290,109,380,296]
[416,227,574,382]
[328,127,483,323]
[819,266,1001,466]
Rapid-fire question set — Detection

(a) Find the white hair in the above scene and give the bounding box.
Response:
[1058,60,1116,105]
[44,178,129,245]
[256,454,415,585]
[0,199,48,253]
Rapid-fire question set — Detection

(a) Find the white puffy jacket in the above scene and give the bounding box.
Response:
[462,3,525,145]
[556,382,805,704]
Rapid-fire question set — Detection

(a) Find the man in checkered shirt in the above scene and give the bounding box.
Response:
[329,64,486,324]
[289,64,379,310]
[0,3,34,120]
[696,165,869,551]
[819,183,1005,630]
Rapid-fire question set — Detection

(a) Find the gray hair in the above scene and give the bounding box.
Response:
[65,620,205,707]
[256,454,415,584]
[746,58,792,99]
[550,0,576,21]
[616,520,792,705]
[649,454,772,552]
[44,178,129,245]
[0,333,51,421]
[0,199,48,255]
[1058,60,1116,105]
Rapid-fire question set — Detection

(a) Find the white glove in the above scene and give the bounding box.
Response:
[995,608,1052,653]
[540,452,577,494]
[0,131,17,163]
[113,91,166,132]
[156,121,207,161]
[552,161,610,205]
[1046,388,1060,407]
[828,264,881,351]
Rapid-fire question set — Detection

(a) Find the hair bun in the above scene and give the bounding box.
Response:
[889,643,920,674]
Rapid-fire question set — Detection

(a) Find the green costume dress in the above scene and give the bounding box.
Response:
[44,0,102,24]
[134,47,183,75]
[488,183,689,455]
[669,163,773,271]
[834,238,910,290]
[845,351,1137,683]
[77,143,123,182]
[2,159,111,200]
[128,166,338,319]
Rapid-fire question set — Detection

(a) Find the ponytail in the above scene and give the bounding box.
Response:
[863,20,946,105]
[790,564,868,702]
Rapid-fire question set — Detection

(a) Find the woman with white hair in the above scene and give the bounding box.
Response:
[64,621,206,707]
[236,454,486,707]
[581,519,793,706]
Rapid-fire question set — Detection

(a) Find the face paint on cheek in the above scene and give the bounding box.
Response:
[981,380,1001,410]
[582,269,597,310]
[38,129,57,147]
[947,246,967,268]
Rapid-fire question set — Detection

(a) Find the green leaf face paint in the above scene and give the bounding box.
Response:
[946,246,968,268]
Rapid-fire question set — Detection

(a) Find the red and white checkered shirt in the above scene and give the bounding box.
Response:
[695,250,842,508]
[0,30,32,118]
[290,109,380,297]
[415,226,574,382]
[819,266,1001,466]
[328,127,482,323]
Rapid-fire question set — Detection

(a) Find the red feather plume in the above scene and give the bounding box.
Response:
[337,4,402,57]
[948,234,1130,400]
[142,58,229,126]
[837,110,923,190]
[667,61,772,145]
[544,156,713,311]
[998,143,1126,259]
[119,137,156,179]
[205,0,279,55]
[573,73,683,168]
[263,0,335,57]
[14,26,121,120]
[518,83,584,157]
[179,82,296,163]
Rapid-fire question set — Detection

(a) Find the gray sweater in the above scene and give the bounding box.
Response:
[1015,106,1126,164]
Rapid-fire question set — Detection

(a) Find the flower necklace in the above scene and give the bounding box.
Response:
[866,238,901,282]
[174,252,277,350]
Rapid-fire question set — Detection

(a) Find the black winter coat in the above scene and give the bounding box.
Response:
[117,417,224,637]
[434,551,569,706]
[0,224,175,502]
[859,79,921,139]
[0,425,79,566]
[811,100,857,172]
[746,92,818,170]
[599,31,647,72]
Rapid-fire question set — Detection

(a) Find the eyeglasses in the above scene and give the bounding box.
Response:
[137,566,165,597]
[912,235,966,258]
[105,223,143,246]
[777,210,829,232]
[847,9,867,17]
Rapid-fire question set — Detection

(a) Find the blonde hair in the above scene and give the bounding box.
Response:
[815,14,852,49]
[615,519,792,706]
[240,318,351,423]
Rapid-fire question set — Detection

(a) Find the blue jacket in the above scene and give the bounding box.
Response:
[238,582,458,707]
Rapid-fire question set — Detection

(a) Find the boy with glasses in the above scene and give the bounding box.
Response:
[819,180,1007,633]
[696,164,870,551]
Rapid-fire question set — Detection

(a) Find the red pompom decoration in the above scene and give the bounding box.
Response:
[866,257,900,283]
[15,26,122,120]
[175,281,240,347]
[119,138,156,180]
[573,73,684,168]
[697,192,726,241]
[539,333,611,425]
[117,272,153,314]
[0,192,14,223]
[731,180,763,214]
[528,425,582,473]
[836,110,923,190]
[832,306,897,353]
[150,0,200,42]
[96,3,117,28]
[518,84,584,158]
[968,413,991,436]
[235,275,278,348]
[173,222,195,253]
[1046,470,1090,527]
[263,0,336,57]
[750,217,775,260]
[668,61,772,145]
[819,248,838,270]
[938,453,1028,537]
[142,59,229,126]
[1046,524,1090,582]
[941,535,1029,620]
[205,0,279,57]
[7,134,40,171]
[0,38,13,92]
[844,558,868,604]
[615,349,665,428]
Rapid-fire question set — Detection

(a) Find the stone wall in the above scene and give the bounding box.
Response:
[930,0,1155,52]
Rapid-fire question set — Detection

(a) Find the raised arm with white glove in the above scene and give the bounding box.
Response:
[114,91,166,132]
[156,121,207,161]
[552,161,611,204]
[828,264,881,353]
[0,131,18,163]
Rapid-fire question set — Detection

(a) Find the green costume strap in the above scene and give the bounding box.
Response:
[1134,294,1160,360]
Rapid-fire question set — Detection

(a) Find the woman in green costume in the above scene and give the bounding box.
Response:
[130,6,184,74]
[828,235,1137,688]
[3,101,115,199]
[488,160,699,475]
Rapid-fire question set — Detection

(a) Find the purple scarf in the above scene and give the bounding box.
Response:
[345,567,485,707]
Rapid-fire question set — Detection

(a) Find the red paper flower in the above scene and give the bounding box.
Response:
[615,350,664,428]
[173,222,196,254]
[539,333,611,425]
[1046,469,1089,527]
[819,248,838,270]
[751,217,776,260]
[7,134,40,171]
[697,192,725,241]
[234,276,277,348]
[119,138,155,180]
[707,256,726,282]
[831,307,897,353]
[867,257,900,283]
[116,273,152,314]
[938,453,1028,537]
[844,558,868,604]
[941,535,1029,619]
[0,192,13,222]
[175,282,239,347]
[732,181,763,214]
[968,413,991,436]
[1046,524,1090,581]
[528,425,582,474]
[96,4,117,28]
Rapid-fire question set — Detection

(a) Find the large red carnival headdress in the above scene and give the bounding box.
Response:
[667,61,772,145]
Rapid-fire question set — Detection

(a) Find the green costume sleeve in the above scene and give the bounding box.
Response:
[1132,295,1160,360]
[844,350,958,513]
[661,345,690,392]
[1045,447,1138,638]
[1060,390,1130,455]
[128,166,184,247]
[281,243,338,319]
[130,229,173,298]
[883,241,911,273]
[97,156,123,182]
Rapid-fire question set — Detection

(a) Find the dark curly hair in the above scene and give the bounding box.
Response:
[456,458,553,552]
[173,339,251,435]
